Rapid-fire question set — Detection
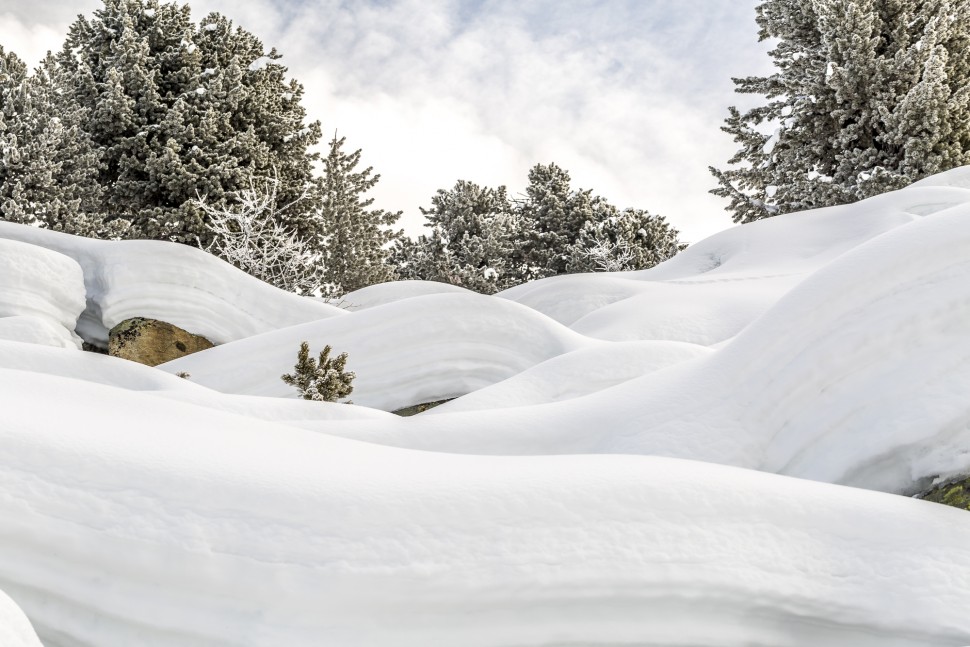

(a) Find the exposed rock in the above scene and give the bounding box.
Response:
[392,399,453,417]
[917,477,970,512]
[81,341,108,355]
[109,317,213,367]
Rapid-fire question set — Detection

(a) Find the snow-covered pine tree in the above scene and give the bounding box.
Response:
[0,49,115,236]
[566,208,685,273]
[712,0,970,224]
[519,163,612,280]
[56,0,322,246]
[318,134,402,297]
[281,341,355,403]
[394,180,522,294]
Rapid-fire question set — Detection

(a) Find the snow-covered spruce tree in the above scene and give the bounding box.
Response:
[566,208,685,273]
[56,0,322,246]
[0,49,118,236]
[712,0,970,224]
[393,180,523,294]
[194,172,321,294]
[281,341,355,403]
[518,163,615,280]
[318,134,402,297]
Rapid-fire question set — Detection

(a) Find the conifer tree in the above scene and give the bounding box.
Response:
[518,163,597,280]
[394,180,522,294]
[0,48,115,236]
[281,341,355,403]
[318,134,402,297]
[566,208,685,273]
[55,0,322,245]
[396,164,684,291]
[712,0,970,223]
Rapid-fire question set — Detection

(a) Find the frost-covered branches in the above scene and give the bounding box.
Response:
[195,173,321,295]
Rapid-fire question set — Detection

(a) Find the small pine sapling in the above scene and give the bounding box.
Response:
[281,341,355,403]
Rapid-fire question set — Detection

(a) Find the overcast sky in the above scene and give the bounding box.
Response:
[0,0,773,243]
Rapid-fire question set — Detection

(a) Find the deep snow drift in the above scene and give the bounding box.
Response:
[1,168,970,645]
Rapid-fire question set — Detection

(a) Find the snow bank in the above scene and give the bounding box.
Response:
[161,293,596,411]
[0,222,344,346]
[0,237,85,348]
[2,367,970,646]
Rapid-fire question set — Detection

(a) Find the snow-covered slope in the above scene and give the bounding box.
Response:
[2,364,970,646]
[2,168,970,645]
[0,223,344,346]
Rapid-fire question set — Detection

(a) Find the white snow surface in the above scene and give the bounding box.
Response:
[0,238,85,348]
[0,590,42,647]
[0,222,344,346]
[3,170,970,644]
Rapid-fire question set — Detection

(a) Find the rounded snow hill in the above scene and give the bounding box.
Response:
[160,292,596,411]
[0,237,85,349]
[0,222,345,346]
[340,279,476,310]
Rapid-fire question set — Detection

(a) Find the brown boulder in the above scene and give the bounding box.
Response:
[109,317,213,367]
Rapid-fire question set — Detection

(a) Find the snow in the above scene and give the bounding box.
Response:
[161,293,596,410]
[2,168,970,644]
[248,56,273,72]
[0,237,85,348]
[0,590,41,647]
[762,128,781,154]
[0,222,345,347]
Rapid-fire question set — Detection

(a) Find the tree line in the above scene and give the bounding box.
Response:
[2,0,969,298]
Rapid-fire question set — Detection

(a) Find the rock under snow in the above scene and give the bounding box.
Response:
[0,222,345,346]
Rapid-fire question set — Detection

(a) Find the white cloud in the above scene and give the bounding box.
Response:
[3,0,774,243]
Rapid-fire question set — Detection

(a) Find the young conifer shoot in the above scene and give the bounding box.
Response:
[281,341,355,403]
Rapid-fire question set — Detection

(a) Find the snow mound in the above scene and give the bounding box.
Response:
[427,340,712,414]
[2,367,970,646]
[0,222,344,346]
[340,279,476,310]
[0,237,85,348]
[161,293,596,411]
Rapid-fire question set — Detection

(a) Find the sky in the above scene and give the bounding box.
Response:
[0,0,773,243]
